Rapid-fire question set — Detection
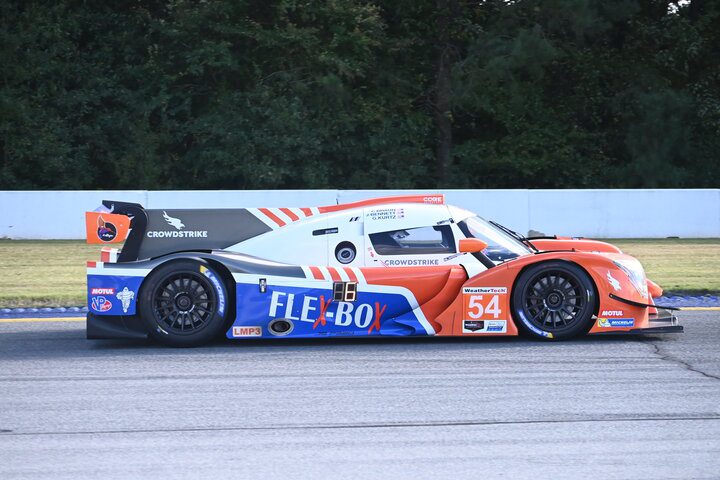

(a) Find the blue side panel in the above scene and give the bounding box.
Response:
[227,282,429,339]
[87,274,144,316]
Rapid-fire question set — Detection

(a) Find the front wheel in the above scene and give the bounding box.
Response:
[139,259,229,347]
[511,261,597,340]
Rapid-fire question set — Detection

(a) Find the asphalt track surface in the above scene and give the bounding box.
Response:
[1,312,719,480]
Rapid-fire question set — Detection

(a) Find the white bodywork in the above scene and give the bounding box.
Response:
[226,202,486,272]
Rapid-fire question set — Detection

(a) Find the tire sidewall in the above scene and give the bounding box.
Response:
[511,261,597,340]
[139,259,229,347]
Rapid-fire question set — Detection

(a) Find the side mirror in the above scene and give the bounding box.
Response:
[459,238,489,253]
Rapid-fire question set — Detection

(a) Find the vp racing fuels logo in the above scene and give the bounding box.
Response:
[146,211,208,238]
[91,296,112,312]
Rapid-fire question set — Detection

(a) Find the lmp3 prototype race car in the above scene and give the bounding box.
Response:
[85,194,681,346]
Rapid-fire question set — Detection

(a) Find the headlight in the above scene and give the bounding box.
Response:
[613,258,648,298]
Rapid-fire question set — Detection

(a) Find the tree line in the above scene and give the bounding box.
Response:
[1,0,718,190]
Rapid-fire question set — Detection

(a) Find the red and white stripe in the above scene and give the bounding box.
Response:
[301,266,365,283]
[250,207,319,229]
[100,247,119,263]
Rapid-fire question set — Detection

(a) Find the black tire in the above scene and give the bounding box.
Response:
[511,261,596,340]
[139,259,229,347]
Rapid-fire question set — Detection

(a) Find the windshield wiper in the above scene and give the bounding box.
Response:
[489,220,539,253]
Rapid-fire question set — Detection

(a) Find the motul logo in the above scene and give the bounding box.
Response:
[600,310,624,317]
[91,288,115,295]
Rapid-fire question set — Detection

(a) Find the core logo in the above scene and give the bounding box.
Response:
[232,326,262,337]
[600,310,624,317]
[91,288,115,295]
[422,196,444,204]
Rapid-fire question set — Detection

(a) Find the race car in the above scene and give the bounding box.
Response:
[85,194,681,346]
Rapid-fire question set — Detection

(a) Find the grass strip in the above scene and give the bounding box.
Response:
[0,238,717,307]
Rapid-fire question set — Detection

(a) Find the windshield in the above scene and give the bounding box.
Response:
[458,216,531,263]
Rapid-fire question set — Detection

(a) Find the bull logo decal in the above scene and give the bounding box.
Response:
[163,211,185,230]
[606,272,621,291]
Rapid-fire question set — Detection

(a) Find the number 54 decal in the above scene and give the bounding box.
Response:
[463,287,507,321]
[467,294,501,319]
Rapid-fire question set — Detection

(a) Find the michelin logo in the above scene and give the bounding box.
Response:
[597,318,634,328]
[116,287,135,313]
[201,266,225,315]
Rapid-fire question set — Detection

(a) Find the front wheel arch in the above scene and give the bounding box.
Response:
[510,260,599,340]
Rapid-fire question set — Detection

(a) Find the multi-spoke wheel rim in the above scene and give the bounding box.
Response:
[152,272,216,335]
[522,270,587,332]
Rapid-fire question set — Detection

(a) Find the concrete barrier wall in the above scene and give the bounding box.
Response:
[1,189,718,239]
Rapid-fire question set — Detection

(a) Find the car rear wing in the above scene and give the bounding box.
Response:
[85,201,149,262]
[85,200,277,263]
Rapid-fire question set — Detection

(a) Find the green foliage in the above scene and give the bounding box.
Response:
[0,0,718,189]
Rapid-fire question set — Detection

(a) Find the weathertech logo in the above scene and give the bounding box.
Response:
[146,211,208,238]
[463,287,507,294]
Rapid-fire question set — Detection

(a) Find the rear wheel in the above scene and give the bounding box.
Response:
[511,261,596,340]
[139,259,228,347]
